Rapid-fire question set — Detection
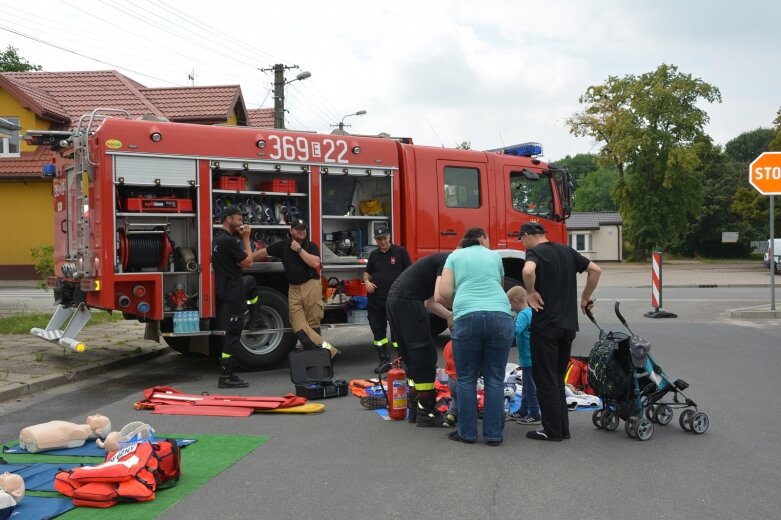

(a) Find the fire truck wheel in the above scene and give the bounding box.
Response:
[502,276,523,291]
[234,287,296,370]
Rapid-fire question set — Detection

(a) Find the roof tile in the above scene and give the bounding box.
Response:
[567,211,623,230]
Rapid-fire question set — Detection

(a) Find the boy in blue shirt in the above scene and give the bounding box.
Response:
[507,286,541,424]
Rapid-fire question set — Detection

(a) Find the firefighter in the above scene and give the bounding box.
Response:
[386,252,453,427]
[363,225,411,373]
[212,206,265,388]
[256,218,339,358]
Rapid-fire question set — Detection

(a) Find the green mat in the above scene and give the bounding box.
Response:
[2,433,268,519]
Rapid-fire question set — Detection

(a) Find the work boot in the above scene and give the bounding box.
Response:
[218,357,248,388]
[407,390,417,423]
[246,303,267,331]
[373,344,392,374]
[415,391,445,428]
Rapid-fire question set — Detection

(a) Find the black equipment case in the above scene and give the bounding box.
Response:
[288,349,348,400]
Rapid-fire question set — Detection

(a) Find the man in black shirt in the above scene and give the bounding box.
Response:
[387,252,453,427]
[256,218,339,358]
[520,221,601,441]
[363,225,411,373]
[212,206,265,388]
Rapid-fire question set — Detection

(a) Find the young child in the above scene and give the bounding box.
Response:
[507,286,541,424]
[442,340,458,427]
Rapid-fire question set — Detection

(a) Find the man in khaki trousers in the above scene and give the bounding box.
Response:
[257,218,339,358]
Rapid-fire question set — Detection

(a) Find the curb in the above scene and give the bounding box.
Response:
[0,347,170,403]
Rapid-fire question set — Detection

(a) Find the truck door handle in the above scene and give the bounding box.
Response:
[440,230,458,236]
[61,220,67,233]
[507,231,519,237]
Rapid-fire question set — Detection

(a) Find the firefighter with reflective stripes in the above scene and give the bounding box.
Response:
[212,206,266,388]
[363,225,411,373]
[387,252,453,427]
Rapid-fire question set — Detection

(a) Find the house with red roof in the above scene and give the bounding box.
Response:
[0,70,272,279]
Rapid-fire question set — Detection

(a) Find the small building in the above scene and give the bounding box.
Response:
[0,70,273,279]
[567,211,623,261]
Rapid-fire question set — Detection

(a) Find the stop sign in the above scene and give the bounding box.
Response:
[750,152,781,195]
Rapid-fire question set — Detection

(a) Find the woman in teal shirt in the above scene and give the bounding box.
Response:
[437,228,514,446]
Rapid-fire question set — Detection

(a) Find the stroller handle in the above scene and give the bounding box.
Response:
[613,301,636,336]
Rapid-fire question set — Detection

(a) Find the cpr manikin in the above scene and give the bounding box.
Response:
[97,421,155,452]
[0,472,25,514]
[18,414,111,453]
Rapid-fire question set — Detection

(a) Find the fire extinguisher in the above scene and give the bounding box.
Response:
[385,358,408,420]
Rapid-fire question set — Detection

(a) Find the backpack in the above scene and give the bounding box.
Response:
[587,335,631,399]
[565,356,594,395]
[54,439,180,508]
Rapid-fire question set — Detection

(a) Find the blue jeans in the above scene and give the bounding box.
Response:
[452,311,514,442]
[519,365,541,418]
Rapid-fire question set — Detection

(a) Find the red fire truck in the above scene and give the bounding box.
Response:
[26,109,572,369]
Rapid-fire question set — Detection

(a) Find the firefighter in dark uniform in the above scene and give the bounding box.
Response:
[212,206,265,388]
[387,252,453,427]
[255,218,339,358]
[363,225,411,373]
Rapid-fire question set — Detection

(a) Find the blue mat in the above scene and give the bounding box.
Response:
[1,495,75,520]
[3,438,197,457]
[1,462,82,492]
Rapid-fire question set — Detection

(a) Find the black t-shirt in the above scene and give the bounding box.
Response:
[212,228,248,298]
[365,243,412,300]
[388,252,449,301]
[267,238,320,285]
[525,241,591,332]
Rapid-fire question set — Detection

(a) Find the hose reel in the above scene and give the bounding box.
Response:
[118,229,173,271]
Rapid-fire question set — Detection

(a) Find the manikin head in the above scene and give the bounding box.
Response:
[0,472,25,500]
[86,414,111,438]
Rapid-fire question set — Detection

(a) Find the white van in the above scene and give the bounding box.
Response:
[763,239,781,273]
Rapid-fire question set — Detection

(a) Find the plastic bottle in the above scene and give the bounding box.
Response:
[436,368,449,384]
[173,312,182,334]
[191,311,200,332]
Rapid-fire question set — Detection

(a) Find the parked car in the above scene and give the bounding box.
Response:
[763,239,781,274]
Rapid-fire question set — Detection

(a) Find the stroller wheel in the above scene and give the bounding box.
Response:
[601,410,619,431]
[592,409,605,429]
[654,404,673,425]
[690,412,709,434]
[645,405,657,422]
[625,417,638,438]
[635,419,654,441]
[679,409,694,432]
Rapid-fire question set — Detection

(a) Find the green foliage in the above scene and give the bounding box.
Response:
[455,140,471,150]
[553,153,599,191]
[0,311,123,335]
[30,244,54,290]
[572,167,619,212]
[724,128,774,163]
[672,142,752,257]
[567,64,721,260]
[0,46,42,72]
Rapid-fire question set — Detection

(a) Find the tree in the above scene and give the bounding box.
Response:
[567,64,721,260]
[455,140,471,150]
[553,153,599,192]
[725,127,776,240]
[572,167,619,212]
[0,46,42,72]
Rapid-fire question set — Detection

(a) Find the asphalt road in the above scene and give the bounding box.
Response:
[1,285,779,519]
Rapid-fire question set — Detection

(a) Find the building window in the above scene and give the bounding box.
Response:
[443,166,480,208]
[571,233,590,252]
[0,116,21,158]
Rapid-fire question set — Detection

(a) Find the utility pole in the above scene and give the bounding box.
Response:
[259,64,311,129]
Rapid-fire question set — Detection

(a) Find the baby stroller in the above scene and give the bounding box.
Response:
[586,302,709,441]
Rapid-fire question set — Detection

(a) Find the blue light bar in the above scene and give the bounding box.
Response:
[503,142,543,157]
[42,163,57,178]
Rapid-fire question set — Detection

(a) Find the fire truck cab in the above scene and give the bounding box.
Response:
[27,110,572,369]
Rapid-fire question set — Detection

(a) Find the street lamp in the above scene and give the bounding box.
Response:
[260,64,312,129]
[332,110,367,133]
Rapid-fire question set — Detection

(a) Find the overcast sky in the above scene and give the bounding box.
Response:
[1,0,779,160]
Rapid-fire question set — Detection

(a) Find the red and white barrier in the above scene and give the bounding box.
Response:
[644,251,677,318]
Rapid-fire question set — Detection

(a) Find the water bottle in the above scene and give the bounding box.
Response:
[191,311,200,332]
[173,312,182,334]
[187,311,196,333]
[436,368,449,384]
